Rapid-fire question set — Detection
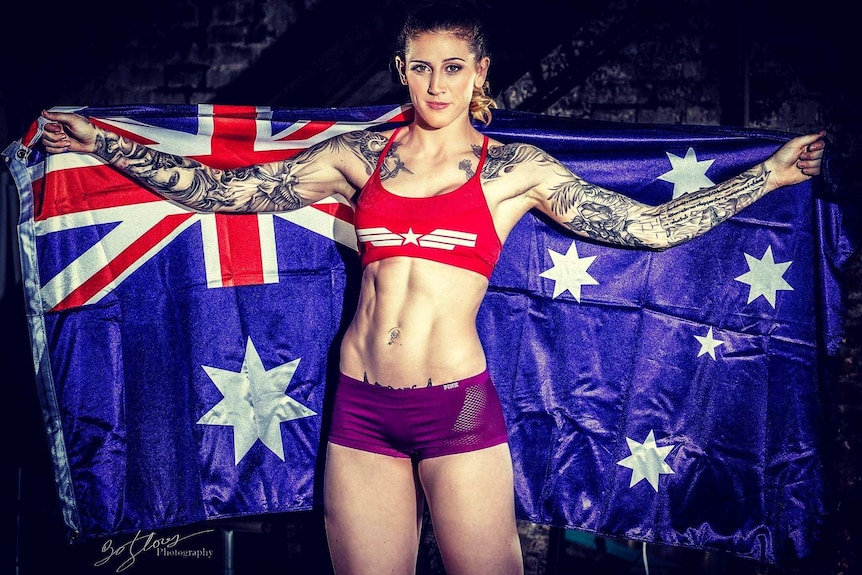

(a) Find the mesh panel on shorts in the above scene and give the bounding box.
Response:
[447,385,488,446]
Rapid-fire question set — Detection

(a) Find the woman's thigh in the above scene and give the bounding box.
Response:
[323,442,424,575]
[419,443,524,575]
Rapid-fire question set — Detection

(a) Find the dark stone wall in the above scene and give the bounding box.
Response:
[2,1,859,573]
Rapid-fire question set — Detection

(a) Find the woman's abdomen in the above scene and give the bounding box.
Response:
[339,257,489,387]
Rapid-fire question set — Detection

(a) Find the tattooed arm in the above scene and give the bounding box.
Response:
[39,110,389,212]
[495,131,826,249]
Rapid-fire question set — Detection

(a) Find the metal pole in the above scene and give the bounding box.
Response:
[221,528,235,575]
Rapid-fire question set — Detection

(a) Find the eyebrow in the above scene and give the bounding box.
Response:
[408,57,468,65]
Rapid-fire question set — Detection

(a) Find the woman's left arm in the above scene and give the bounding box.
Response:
[524,131,826,249]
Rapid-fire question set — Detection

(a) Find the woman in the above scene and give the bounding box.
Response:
[39,4,826,574]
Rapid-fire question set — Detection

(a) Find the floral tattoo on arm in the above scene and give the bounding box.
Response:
[92,129,389,212]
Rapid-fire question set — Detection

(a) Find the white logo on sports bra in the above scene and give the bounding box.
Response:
[356,227,477,251]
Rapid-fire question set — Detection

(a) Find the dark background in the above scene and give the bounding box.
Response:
[2,1,860,573]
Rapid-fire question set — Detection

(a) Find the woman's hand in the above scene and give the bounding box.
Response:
[763,130,826,191]
[40,110,100,155]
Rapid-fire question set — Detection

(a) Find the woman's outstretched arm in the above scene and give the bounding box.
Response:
[40,110,388,213]
[506,130,827,249]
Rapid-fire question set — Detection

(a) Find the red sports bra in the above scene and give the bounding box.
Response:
[354,128,502,279]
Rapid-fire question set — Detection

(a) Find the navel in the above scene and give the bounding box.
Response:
[387,327,401,346]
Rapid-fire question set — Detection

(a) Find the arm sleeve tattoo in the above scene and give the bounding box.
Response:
[486,142,773,249]
[564,164,769,249]
[556,163,771,248]
[91,128,386,212]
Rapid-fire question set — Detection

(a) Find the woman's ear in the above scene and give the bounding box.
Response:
[475,56,490,87]
[395,56,407,85]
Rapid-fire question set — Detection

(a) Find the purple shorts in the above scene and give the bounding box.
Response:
[328,370,509,460]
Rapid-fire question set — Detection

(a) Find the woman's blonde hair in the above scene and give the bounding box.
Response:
[470,81,496,126]
[396,1,497,126]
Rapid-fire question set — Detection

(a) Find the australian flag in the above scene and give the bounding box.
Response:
[3,103,853,566]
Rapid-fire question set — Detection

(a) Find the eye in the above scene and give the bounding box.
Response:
[410,64,430,74]
[445,64,463,74]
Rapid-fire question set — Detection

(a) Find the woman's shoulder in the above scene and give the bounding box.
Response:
[322,129,394,165]
[484,138,556,168]
[485,136,550,155]
[338,127,394,144]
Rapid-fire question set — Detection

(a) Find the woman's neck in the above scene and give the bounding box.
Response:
[401,119,481,159]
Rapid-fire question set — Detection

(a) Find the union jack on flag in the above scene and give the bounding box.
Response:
[32,103,412,311]
[4,104,854,567]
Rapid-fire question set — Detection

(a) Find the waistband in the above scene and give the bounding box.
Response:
[338,370,491,397]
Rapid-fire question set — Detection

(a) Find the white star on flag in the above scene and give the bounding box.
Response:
[734,245,793,307]
[657,147,715,198]
[617,430,675,491]
[695,326,724,360]
[539,241,598,301]
[197,337,317,465]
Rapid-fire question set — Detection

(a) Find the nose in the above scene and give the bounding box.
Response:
[427,71,445,95]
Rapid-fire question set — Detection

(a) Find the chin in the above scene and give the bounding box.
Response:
[415,106,468,129]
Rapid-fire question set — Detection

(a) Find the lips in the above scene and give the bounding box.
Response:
[426,101,449,110]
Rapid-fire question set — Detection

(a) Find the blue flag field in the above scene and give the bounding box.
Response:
[3,103,854,565]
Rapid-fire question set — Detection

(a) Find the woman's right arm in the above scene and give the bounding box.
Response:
[40,110,385,212]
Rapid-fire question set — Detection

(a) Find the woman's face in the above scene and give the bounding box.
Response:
[399,31,489,130]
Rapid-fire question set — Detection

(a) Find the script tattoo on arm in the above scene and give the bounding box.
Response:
[91,129,387,212]
[652,164,770,245]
